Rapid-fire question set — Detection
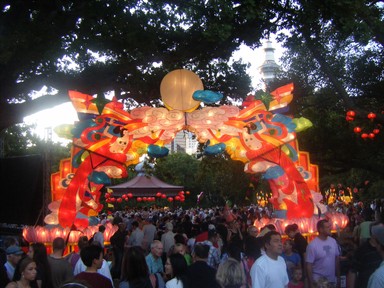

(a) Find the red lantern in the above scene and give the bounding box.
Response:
[373,129,380,134]
[105,193,111,199]
[361,133,368,139]
[137,197,142,202]
[143,197,148,202]
[353,127,361,133]
[156,192,162,197]
[168,197,174,202]
[117,198,123,203]
[369,133,375,139]
[367,112,376,120]
[128,193,133,198]
[346,116,354,122]
[161,194,166,199]
[175,196,181,201]
[180,198,185,202]
[346,110,356,117]
[110,197,116,203]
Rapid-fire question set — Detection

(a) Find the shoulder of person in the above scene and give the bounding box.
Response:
[5,282,17,288]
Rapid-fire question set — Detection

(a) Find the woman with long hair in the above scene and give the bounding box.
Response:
[6,256,38,288]
[165,253,189,288]
[119,246,158,288]
[28,243,53,288]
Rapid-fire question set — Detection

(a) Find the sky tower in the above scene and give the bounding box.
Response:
[259,40,280,90]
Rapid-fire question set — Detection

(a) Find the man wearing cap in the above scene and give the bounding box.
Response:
[4,245,24,281]
[368,224,384,287]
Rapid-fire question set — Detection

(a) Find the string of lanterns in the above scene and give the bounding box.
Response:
[346,110,381,139]
[104,190,190,204]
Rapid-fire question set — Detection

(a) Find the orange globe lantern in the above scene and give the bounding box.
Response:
[373,129,380,134]
[367,112,376,120]
[361,133,369,139]
[353,127,362,133]
[346,110,356,117]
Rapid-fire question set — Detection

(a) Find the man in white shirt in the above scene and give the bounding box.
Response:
[250,231,289,288]
[93,225,106,248]
[161,222,175,254]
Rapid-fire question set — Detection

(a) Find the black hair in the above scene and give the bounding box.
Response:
[193,244,209,259]
[80,245,103,267]
[263,231,281,247]
[317,219,329,231]
[169,253,189,288]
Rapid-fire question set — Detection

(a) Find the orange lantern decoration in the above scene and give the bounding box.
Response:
[373,129,380,134]
[361,133,369,139]
[367,112,376,120]
[353,127,361,133]
[369,133,375,139]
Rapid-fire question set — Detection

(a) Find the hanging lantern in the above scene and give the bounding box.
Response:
[168,197,174,202]
[373,129,380,134]
[346,110,356,117]
[127,193,133,198]
[161,194,167,199]
[137,197,142,202]
[346,116,354,122]
[353,127,362,133]
[361,133,369,139]
[367,112,376,120]
[156,192,162,197]
[369,133,375,139]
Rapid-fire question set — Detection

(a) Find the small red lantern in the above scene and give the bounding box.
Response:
[346,110,356,117]
[137,197,142,202]
[353,127,362,133]
[161,194,166,199]
[168,197,174,202]
[105,193,111,199]
[373,129,380,134]
[156,192,162,197]
[367,112,376,120]
[117,198,123,203]
[110,197,116,202]
[346,116,354,122]
[361,133,369,139]
[369,133,375,139]
[127,193,133,198]
[175,196,181,201]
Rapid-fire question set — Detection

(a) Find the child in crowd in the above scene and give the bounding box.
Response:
[282,239,301,280]
[288,267,304,288]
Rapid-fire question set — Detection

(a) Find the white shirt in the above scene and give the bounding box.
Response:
[166,278,184,288]
[93,231,105,248]
[250,254,289,288]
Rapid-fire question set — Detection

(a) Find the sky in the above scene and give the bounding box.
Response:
[24,39,284,143]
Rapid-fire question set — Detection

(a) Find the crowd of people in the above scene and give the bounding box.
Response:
[1,200,384,288]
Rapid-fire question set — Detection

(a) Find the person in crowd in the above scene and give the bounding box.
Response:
[282,239,301,281]
[127,221,144,248]
[173,243,192,266]
[288,267,304,288]
[27,242,53,288]
[367,224,384,287]
[285,224,308,270]
[306,219,340,288]
[187,244,220,288]
[6,256,38,288]
[4,245,24,282]
[162,222,175,255]
[164,253,189,288]
[110,222,128,279]
[216,258,246,288]
[250,230,289,288]
[227,220,243,251]
[74,242,113,285]
[146,240,164,275]
[201,229,220,269]
[120,246,163,288]
[347,223,382,288]
[93,225,106,248]
[142,218,157,253]
[75,245,113,288]
[59,279,92,288]
[68,236,89,270]
[48,237,74,288]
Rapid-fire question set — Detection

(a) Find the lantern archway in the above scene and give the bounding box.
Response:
[36,69,346,232]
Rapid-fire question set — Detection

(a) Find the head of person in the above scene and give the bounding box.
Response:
[6,245,24,266]
[99,225,106,233]
[317,219,331,237]
[165,222,173,232]
[80,245,104,269]
[12,256,37,282]
[192,244,209,261]
[292,267,303,283]
[283,239,294,253]
[131,221,139,230]
[371,224,384,254]
[165,253,188,280]
[284,224,295,239]
[263,231,283,258]
[173,243,186,255]
[150,240,163,258]
[28,242,48,264]
[247,226,258,238]
[52,237,66,252]
[216,258,246,288]
[208,229,218,243]
[121,246,148,281]
[78,236,89,251]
